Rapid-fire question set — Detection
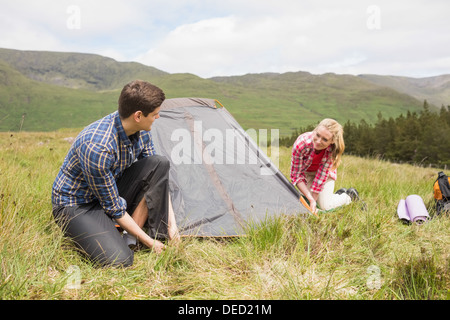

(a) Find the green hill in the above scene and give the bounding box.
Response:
[360,74,450,108]
[0,48,434,135]
[209,72,426,133]
[0,59,118,131]
[0,48,167,91]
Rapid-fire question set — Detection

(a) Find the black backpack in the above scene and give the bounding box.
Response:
[433,171,450,215]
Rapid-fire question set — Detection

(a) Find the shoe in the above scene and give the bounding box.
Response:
[335,188,347,195]
[346,188,360,201]
[128,242,143,252]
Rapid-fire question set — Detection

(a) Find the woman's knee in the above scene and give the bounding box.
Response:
[317,194,351,211]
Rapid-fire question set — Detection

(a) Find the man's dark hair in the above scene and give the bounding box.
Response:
[118,80,165,118]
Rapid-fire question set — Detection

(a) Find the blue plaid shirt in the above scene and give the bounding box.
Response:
[52,111,155,219]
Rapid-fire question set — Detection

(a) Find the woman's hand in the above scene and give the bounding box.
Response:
[308,198,319,215]
[308,192,320,214]
[296,181,320,215]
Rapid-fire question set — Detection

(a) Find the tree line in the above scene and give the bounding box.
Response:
[280,101,450,168]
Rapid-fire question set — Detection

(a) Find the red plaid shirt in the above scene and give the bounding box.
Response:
[290,132,337,193]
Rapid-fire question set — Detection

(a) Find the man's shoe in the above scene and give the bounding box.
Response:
[335,188,347,195]
[128,242,143,252]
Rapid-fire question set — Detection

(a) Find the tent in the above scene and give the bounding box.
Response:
[151,98,307,237]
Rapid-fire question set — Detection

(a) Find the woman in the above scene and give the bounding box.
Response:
[290,118,358,213]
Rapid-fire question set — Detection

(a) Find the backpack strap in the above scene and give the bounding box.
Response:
[437,171,450,200]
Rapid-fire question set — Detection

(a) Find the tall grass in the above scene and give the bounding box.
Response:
[0,131,448,300]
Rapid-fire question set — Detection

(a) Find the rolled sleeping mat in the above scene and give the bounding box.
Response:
[397,195,430,225]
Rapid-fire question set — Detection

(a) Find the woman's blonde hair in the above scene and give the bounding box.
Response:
[315,118,345,170]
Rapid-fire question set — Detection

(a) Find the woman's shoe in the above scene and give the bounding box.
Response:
[346,188,360,201]
[335,188,347,195]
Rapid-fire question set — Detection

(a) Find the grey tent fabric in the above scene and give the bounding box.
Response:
[151,98,307,237]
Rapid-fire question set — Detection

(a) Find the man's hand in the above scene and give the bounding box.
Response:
[168,224,181,244]
[116,212,166,253]
[167,194,181,244]
[151,239,166,254]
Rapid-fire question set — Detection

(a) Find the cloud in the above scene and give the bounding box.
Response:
[0,0,449,78]
[0,0,154,56]
[136,15,288,76]
[135,5,367,77]
[0,2,66,51]
[136,0,450,78]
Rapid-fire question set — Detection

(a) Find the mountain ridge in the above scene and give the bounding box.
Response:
[0,48,168,91]
[358,73,450,108]
[0,47,447,134]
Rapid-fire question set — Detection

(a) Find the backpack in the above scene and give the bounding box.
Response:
[433,171,450,215]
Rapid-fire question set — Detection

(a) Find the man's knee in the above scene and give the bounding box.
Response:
[142,156,170,178]
[104,249,134,268]
[87,241,134,268]
[153,155,170,170]
[140,155,169,169]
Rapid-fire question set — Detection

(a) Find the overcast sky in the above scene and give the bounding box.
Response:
[0,0,449,78]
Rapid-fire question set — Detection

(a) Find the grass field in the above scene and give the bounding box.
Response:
[0,130,449,300]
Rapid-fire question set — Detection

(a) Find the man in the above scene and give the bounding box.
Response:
[52,80,179,267]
